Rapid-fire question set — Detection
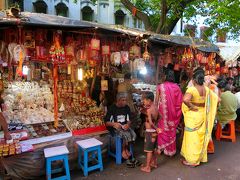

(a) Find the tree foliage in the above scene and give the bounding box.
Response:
[121,0,240,38]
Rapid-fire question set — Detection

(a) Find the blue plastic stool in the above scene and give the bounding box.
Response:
[108,135,133,164]
[44,145,70,180]
[76,138,103,176]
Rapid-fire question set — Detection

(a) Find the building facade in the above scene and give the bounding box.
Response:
[23,0,144,29]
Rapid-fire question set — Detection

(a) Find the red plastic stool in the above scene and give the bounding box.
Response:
[215,120,236,142]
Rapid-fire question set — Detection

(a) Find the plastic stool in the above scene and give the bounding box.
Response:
[207,140,214,154]
[44,145,70,180]
[108,135,133,164]
[76,138,103,176]
[215,120,236,142]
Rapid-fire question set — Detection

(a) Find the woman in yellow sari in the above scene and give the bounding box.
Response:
[181,68,218,167]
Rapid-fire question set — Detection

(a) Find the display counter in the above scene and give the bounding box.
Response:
[1,131,108,179]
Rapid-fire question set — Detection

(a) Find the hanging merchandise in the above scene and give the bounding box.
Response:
[200,55,207,64]
[187,48,194,62]
[142,43,150,61]
[0,41,8,63]
[102,45,110,55]
[65,36,75,63]
[129,44,141,60]
[91,38,100,51]
[216,63,221,75]
[111,52,121,66]
[8,43,17,64]
[14,46,26,76]
[76,49,86,62]
[133,58,145,71]
[83,69,94,79]
[101,80,108,91]
[49,32,65,64]
[13,45,26,63]
[89,50,99,67]
[196,52,203,63]
[221,66,229,74]
[181,48,188,64]
[120,51,129,65]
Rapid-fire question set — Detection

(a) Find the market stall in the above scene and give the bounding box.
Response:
[148,34,221,84]
[0,11,152,179]
[0,10,222,179]
[217,43,240,88]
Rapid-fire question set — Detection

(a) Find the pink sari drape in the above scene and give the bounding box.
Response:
[157,82,183,156]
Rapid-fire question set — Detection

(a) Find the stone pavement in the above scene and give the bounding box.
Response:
[71,135,240,180]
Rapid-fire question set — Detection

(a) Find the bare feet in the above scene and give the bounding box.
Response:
[122,150,129,159]
[141,166,151,173]
[126,149,131,157]
[150,157,157,168]
[150,162,157,168]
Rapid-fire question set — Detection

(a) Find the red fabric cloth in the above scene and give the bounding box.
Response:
[157,82,183,156]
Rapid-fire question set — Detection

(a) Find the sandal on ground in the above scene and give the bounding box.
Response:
[126,160,135,168]
[132,159,142,167]
[181,159,198,167]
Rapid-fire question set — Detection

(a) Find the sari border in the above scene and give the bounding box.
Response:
[160,84,169,131]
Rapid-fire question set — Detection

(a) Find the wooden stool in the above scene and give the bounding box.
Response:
[108,135,133,164]
[44,145,70,180]
[76,138,103,176]
[215,120,236,142]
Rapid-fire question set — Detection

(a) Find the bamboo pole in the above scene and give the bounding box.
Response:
[53,64,59,128]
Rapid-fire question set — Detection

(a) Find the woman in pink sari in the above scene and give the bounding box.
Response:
[155,69,183,156]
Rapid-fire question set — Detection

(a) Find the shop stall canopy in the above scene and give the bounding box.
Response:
[216,42,240,66]
[1,11,218,52]
[149,34,219,53]
[0,11,151,37]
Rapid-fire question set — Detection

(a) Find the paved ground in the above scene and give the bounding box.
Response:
[71,134,240,180]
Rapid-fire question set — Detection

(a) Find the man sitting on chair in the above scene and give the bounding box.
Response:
[105,92,136,161]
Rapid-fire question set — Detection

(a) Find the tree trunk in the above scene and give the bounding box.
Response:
[156,0,167,34]
[120,0,153,31]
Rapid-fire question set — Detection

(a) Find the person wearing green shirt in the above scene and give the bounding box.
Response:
[217,78,238,126]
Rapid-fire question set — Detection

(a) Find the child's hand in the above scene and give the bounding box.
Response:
[156,128,162,134]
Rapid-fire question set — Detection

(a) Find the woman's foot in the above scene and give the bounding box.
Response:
[141,166,151,173]
[150,162,157,168]
[181,159,199,167]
